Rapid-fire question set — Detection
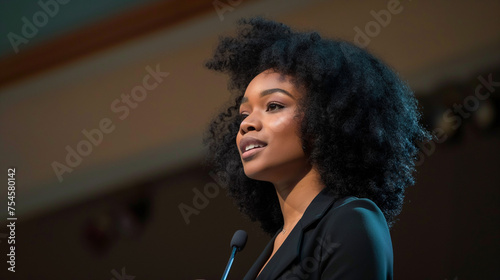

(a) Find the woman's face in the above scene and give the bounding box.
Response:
[236,69,310,185]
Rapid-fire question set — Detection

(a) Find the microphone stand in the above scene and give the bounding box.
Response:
[221,246,238,280]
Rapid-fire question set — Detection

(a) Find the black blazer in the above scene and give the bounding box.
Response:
[243,189,393,279]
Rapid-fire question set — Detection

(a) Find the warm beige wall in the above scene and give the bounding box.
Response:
[1,0,499,220]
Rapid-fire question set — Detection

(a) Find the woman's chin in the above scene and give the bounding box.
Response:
[243,167,268,182]
[243,169,260,180]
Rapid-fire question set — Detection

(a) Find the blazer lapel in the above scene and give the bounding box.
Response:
[260,222,303,279]
[251,188,339,279]
[243,230,278,280]
[299,188,338,230]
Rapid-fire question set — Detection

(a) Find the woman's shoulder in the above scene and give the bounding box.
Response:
[313,195,394,278]
[320,195,390,238]
[331,196,385,219]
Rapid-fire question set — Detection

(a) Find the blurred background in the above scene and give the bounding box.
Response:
[0,0,499,279]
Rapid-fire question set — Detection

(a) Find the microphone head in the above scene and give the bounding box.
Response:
[230,230,248,252]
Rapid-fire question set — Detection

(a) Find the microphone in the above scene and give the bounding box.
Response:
[221,230,248,280]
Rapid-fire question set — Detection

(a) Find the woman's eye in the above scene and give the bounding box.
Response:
[267,103,284,112]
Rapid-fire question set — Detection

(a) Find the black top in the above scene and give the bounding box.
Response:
[243,188,393,279]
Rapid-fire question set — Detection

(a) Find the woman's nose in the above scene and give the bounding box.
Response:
[240,113,262,134]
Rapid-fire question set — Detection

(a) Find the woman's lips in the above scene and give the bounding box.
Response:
[239,137,267,160]
[241,146,265,161]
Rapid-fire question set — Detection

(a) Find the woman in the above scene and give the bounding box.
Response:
[203,17,431,279]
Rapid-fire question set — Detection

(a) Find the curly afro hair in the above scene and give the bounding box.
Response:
[203,16,432,235]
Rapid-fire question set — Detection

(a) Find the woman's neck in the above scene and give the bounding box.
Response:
[273,165,325,230]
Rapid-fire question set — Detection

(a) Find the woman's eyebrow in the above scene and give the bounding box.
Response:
[240,88,294,104]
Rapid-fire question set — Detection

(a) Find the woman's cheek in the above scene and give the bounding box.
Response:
[269,114,293,133]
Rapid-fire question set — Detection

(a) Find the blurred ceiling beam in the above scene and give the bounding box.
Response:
[0,0,256,89]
